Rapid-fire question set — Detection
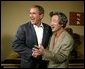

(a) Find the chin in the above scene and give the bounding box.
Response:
[52,30,55,32]
[31,22,36,25]
[52,29,58,33]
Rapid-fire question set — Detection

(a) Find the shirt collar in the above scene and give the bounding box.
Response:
[33,23,43,28]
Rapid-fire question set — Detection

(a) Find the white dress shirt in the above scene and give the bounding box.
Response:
[33,23,44,46]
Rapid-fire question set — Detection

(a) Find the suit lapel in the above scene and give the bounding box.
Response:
[30,22,38,45]
[42,23,47,47]
[49,31,65,53]
[53,31,65,53]
[49,34,55,51]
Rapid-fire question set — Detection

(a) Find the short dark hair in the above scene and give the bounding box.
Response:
[31,5,44,14]
[49,11,68,28]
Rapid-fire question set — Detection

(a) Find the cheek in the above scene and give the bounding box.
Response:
[54,26,58,30]
[54,23,59,28]
[35,16,40,20]
[54,24,61,30]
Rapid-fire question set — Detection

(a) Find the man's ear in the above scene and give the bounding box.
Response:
[40,14,44,19]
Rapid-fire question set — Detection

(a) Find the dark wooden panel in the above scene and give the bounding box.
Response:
[69,12,84,26]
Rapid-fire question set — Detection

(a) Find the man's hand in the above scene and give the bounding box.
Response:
[32,45,44,58]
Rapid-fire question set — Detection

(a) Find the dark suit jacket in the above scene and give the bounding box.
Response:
[12,22,52,68]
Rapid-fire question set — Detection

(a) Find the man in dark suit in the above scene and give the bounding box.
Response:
[12,5,52,68]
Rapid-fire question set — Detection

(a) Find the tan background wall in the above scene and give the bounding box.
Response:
[1,1,84,61]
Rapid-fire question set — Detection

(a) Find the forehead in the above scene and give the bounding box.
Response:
[52,15,59,20]
[30,8,39,12]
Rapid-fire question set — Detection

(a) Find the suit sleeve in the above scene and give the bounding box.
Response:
[43,36,74,63]
[12,25,32,60]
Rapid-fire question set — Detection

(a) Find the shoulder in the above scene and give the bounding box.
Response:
[61,30,74,47]
[63,30,73,41]
[42,23,50,27]
[18,22,33,30]
[19,22,31,28]
[42,23,52,30]
[17,22,32,32]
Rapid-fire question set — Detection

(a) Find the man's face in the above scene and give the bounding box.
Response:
[50,15,62,32]
[29,8,43,25]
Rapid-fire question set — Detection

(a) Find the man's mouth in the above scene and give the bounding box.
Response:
[31,18,34,20]
[30,17,35,20]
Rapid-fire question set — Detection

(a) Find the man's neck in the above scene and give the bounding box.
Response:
[34,23,43,28]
